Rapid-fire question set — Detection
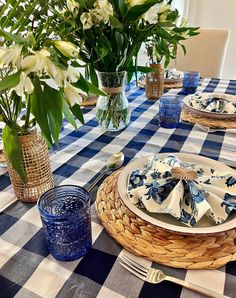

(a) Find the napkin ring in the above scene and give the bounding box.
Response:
[171,167,197,180]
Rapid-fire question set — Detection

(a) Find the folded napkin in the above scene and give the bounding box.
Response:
[128,155,236,226]
[190,94,236,114]
[164,68,184,80]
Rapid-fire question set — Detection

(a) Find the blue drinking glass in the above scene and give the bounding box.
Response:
[159,95,182,128]
[181,71,200,95]
[38,185,92,261]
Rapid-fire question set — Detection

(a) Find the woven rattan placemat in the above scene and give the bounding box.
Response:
[164,82,182,89]
[181,105,236,129]
[80,95,98,107]
[96,170,236,269]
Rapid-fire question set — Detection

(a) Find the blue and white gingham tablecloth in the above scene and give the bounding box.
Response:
[1,78,236,298]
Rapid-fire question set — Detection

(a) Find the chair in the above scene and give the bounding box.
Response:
[170,28,230,78]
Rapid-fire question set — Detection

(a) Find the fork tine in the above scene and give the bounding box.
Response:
[119,261,146,281]
[121,253,149,272]
[120,255,148,275]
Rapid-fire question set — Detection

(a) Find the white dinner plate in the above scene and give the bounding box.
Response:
[183,93,236,119]
[117,153,236,235]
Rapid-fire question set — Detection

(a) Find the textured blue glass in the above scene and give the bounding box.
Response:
[181,71,200,95]
[159,95,182,128]
[38,185,92,261]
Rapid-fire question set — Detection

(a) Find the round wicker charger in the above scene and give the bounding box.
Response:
[164,82,182,89]
[80,94,98,107]
[181,104,236,129]
[96,170,236,270]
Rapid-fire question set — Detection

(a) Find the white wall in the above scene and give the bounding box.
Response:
[188,0,236,79]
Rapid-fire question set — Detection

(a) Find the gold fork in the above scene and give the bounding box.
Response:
[119,252,229,298]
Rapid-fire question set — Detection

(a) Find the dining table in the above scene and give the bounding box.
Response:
[1,77,236,298]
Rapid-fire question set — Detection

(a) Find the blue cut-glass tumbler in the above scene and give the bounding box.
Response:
[181,71,200,95]
[159,95,182,128]
[38,185,92,261]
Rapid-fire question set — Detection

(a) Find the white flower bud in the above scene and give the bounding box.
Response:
[54,40,79,58]
[12,72,34,96]
[0,45,23,68]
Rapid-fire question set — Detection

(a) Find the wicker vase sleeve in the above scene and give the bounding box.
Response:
[96,170,236,270]
[5,130,54,202]
[146,63,164,100]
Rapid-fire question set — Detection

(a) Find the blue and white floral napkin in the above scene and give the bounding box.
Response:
[189,94,236,114]
[164,68,184,80]
[127,155,236,226]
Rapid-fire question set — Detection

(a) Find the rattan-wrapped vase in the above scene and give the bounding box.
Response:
[146,63,164,100]
[5,130,54,202]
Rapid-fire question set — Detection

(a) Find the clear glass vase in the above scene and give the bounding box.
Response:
[96,71,130,131]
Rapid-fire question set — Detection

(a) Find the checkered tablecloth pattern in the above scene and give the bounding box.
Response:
[1,78,236,298]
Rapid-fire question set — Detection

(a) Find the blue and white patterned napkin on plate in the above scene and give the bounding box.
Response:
[190,94,236,114]
[127,155,236,226]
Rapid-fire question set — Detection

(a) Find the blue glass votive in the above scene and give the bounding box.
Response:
[181,71,200,95]
[159,95,182,128]
[38,185,92,261]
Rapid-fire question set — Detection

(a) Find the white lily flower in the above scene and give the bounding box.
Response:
[64,82,83,106]
[21,55,38,73]
[0,45,23,68]
[66,66,80,83]
[143,3,171,24]
[54,40,79,58]
[143,4,159,23]
[12,72,34,96]
[21,49,58,78]
[0,48,4,57]
[54,67,66,87]
[159,12,169,23]
[94,0,114,22]
[158,4,171,14]
[67,0,79,14]
[0,49,5,67]
[44,58,58,78]
[81,12,94,30]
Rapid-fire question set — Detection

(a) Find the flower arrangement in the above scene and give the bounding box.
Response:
[43,0,198,130]
[0,29,103,182]
[144,4,198,67]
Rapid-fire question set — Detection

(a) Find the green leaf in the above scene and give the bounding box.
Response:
[115,31,124,50]
[86,81,106,96]
[74,75,106,96]
[89,64,98,87]
[43,84,63,145]
[2,123,27,183]
[109,16,123,29]
[74,75,89,93]
[0,28,27,44]
[70,104,84,125]
[63,100,77,130]
[118,0,128,16]
[0,72,20,92]
[30,78,53,146]
[126,66,154,73]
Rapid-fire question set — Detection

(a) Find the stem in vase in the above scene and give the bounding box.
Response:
[24,94,31,130]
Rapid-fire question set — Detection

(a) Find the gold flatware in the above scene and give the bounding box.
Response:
[86,152,124,192]
[119,252,229,298]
